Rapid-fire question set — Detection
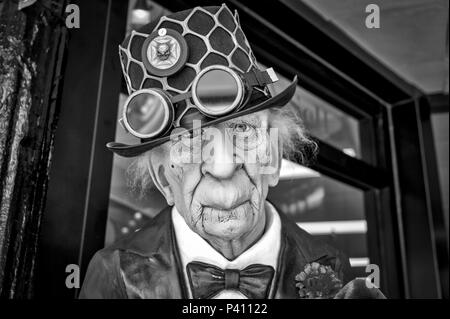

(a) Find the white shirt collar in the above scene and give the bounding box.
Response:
[172,201,281,298]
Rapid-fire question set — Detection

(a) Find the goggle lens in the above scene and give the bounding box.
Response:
[195,68,241,115]
[125,91,169,137]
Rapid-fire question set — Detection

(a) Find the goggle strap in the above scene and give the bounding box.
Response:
[171,91,192,104]
[170,68,276,104]
[244,68,278,87]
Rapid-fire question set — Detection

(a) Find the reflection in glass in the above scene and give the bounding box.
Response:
[196,69,239,114]
[106,2,370,279]
[106,93,167,247]
[269,159,369,277]
[271,74,362,158]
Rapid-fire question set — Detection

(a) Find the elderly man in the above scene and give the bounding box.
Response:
[80,4,384,299]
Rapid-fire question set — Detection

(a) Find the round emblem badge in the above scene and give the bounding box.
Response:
[141,28,188,77]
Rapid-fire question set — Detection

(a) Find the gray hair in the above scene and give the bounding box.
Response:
[127,105,318,195]
[268,105,318,164]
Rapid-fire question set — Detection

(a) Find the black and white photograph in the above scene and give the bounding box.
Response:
[0,0,448,308]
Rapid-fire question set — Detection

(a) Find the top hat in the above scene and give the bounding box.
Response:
[107,4,297,157]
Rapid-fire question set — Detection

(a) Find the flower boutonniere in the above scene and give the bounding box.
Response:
[295,262,343,299]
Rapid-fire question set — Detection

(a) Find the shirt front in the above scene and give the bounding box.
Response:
[172,201,282,299]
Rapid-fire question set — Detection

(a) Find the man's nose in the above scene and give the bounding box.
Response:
[201,134,242,179]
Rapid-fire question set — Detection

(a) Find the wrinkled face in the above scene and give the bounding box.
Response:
[148,111,281,243]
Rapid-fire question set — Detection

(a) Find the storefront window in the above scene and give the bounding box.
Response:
[268,159,369,277]
[105,2,369,279]
[272,75,362,158]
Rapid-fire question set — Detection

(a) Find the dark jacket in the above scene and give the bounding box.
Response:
[79,206,353,299]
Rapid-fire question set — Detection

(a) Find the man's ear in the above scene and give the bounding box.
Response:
[147,151,174,206]
[267,133,283,187]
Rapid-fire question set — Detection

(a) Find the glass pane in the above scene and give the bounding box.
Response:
[431,113,449,237]
[271,75,362,158]
[106,2,369,279]
[106,93,167,247]
[268,159,369,277]
[105,1,171,246]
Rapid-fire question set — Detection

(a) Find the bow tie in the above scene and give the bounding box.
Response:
[186,261,275,299]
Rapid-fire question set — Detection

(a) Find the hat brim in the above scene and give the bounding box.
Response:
[107,76,298,158]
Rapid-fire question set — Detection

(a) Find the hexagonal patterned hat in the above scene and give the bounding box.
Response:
[107,4,297,157]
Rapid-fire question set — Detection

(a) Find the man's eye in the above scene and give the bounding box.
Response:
[232,123,253,133]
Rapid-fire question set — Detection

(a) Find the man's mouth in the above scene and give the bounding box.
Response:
[204,200,250,211]
[201,201,253,224]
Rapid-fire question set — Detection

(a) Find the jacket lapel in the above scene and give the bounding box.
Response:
[272,212,330,299]
[118,207,188,299]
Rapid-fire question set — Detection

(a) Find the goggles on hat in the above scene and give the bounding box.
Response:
[120,65,279,139]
